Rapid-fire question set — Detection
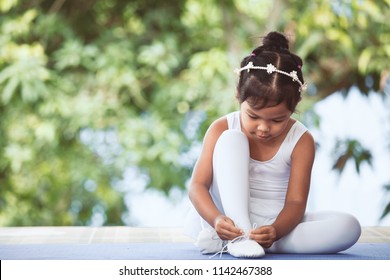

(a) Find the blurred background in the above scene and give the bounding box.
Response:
[0,0,389,227]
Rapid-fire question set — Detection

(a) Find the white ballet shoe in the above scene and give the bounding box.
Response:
[227,238,265,258]
[195,229,224,254]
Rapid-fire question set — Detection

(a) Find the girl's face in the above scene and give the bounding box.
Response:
[240,101,292,143]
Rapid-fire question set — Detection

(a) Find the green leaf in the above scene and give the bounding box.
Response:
[1,75,18,104]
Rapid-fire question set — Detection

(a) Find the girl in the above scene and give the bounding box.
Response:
[186,31,361,258]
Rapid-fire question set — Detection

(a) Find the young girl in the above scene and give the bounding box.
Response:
[185,31,361,258]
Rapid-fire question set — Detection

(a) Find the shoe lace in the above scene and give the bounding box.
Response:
[209,223,257,259]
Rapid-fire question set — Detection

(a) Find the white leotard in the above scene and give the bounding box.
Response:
[227,111,308,225]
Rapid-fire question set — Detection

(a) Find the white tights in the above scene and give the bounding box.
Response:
[209,130,361,254]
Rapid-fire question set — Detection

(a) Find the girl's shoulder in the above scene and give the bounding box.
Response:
[285,119,314,159]
[205,116,229,139]
[291,128,315,160]
[197,116,229,164]
[289,118,306,131]
[292,120,313,143]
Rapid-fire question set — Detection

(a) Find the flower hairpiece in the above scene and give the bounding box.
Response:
[234,62,307,92]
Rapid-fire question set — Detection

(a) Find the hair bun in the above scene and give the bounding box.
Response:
[262,31,289,51]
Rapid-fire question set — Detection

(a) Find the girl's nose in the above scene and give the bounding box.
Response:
[257,122,270,132]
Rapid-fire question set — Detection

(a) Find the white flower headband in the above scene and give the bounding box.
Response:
[234,61,308,92]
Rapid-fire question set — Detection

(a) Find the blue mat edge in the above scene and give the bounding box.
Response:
[1,242,389,260]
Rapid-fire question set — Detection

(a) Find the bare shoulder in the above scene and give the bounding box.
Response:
[299,130,315,145]
[292,130,315,161]
[198,116,229,157]
[204,116,229,140]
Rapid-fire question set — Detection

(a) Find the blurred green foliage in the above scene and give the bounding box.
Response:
[0,0,389,226]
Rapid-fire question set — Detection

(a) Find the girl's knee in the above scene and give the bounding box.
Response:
[339,212,361,237]
[214,130,249,159]
[328,212,361,249]
[218,130,248,144]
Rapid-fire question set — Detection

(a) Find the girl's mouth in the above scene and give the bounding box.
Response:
[254,133,270,140]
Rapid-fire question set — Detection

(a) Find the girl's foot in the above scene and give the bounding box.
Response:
[227,238,265,258]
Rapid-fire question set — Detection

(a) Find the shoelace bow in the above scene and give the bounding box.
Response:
[209,223,257,259]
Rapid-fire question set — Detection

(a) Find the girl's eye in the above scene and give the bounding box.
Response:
[248,115,258,119]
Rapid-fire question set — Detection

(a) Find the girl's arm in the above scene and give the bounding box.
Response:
[250,131,315,247]
[188,118,242,240]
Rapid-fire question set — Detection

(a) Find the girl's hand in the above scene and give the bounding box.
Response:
[214,215,243,240]
[250,225,277,248]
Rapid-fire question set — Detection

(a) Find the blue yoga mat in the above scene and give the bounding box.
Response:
[1,243,389,260]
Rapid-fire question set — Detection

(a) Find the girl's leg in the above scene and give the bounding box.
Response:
[196,129,264,257]
[212,130,253,233]
[212,130,264,257]
[267,211,361,254]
